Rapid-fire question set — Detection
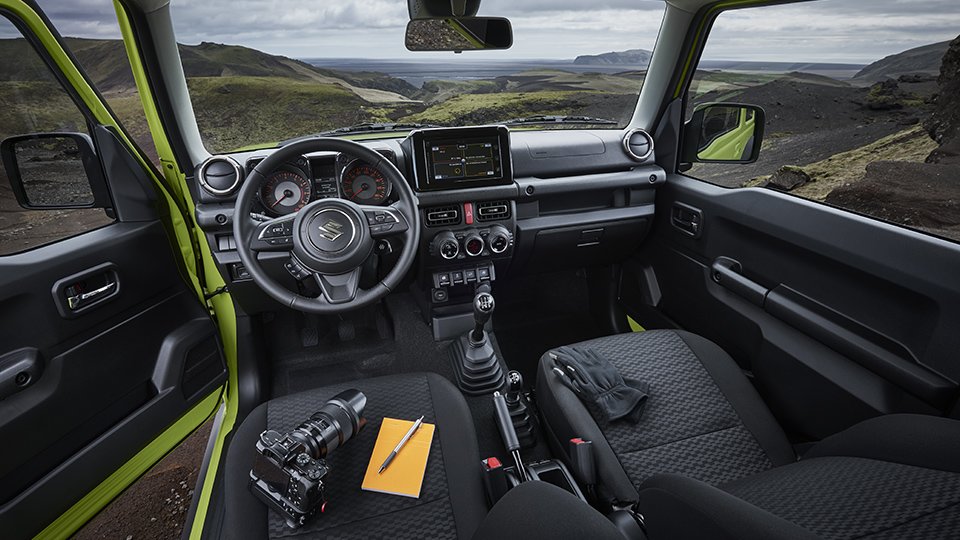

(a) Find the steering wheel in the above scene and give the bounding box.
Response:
[233,138,420,314]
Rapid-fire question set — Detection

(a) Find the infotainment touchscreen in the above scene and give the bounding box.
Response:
[428,138,502,183]
[406,126,513,191]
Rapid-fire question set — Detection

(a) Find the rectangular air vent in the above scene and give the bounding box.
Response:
[425,205,461,227]
[476,200,511,222]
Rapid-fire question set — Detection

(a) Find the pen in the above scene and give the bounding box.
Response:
[378,415,424,474]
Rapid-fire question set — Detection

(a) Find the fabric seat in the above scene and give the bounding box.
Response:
[537,329,795,506]
[538,330,960,539]
[223,372,486,539]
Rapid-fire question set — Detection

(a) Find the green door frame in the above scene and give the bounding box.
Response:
[0,1,234,537]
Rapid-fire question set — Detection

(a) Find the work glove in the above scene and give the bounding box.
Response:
[550,346,649,424]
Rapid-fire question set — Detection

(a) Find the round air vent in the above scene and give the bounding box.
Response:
[622,128,654,162]
[198,156,242,196]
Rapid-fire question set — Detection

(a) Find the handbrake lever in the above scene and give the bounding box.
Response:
[493,391,528,482]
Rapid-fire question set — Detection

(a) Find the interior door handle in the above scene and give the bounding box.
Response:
[671,202,703,238]
[66,281,116,310]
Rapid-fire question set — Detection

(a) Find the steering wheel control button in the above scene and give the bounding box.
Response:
[284,259,310,280]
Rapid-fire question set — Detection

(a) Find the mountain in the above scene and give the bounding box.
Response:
[854,40,952,81]
[573,49,652,66]
[0,38,418,102]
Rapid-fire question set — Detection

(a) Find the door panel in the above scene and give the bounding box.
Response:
[625,175,960,440]
[0,4,227,537]
[0,221,226,537]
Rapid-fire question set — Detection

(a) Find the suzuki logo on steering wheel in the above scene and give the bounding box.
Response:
[318,220,344,241]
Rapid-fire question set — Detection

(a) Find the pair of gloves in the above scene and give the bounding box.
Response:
[550,346,650,424]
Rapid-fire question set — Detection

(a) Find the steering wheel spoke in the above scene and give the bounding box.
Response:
[250,214,296,252]
[313,267,361,304]
[360,203,410,239]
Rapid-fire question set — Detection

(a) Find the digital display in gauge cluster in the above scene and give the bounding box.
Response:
[311,158,339,199]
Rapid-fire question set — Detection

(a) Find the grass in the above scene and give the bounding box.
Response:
[186,76,399,152]
[0,81,88,141]
[399,91,580,124]
[744,125,938,200]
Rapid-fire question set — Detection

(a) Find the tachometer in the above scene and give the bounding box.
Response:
[340,160,391,205]
[259,169,312,216]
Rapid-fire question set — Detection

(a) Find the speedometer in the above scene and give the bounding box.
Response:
[259,169,312,216]
[340,160,391,205]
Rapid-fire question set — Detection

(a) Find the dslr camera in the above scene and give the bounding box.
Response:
[249,389,367,528]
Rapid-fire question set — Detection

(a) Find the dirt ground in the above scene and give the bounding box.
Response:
[72,420,213,540]
[0,159,113,256]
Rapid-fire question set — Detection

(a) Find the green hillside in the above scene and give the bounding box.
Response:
[186,77,380,152]
[854,40,950,81]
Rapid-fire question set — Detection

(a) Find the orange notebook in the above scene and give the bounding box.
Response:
[361,417,435,498]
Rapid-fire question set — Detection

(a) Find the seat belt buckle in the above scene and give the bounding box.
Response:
[568,438,596,488]
[481,456,509,506]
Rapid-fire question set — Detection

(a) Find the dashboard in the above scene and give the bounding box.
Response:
[192,125,665,330]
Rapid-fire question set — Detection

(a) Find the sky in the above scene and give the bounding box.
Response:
[18,0,960,64]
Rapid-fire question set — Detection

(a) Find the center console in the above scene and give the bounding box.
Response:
[402,126,518,337]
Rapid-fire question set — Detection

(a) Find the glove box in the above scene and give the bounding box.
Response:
[513,206,651,274]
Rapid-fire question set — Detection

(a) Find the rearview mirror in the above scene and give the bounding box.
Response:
[1,133,110,209]
[408,0,481,18]
[682,103,765,164]
[405,18,513,52]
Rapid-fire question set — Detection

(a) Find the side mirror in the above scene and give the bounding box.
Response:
[682,103,765,164]
[1,132,111,209]
[405,17,513,52]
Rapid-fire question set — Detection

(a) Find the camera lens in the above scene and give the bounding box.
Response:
[289,389,367,459]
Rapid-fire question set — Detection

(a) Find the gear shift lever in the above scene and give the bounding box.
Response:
[471,287,495,343]
[449,283,505,395]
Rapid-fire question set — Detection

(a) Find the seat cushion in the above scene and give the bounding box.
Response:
[471,481,624,540]
[537,330,795,505]
[223,372,486,539]
[640,414,960,540]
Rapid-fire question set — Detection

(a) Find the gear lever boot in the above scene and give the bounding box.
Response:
[450,285,505,395]
[505,370,537,448]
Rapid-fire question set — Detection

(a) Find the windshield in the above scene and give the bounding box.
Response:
[169,1,664,153]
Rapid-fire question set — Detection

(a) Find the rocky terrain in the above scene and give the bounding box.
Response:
[695,35,960,242]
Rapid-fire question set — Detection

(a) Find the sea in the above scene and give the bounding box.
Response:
[302,58,866,87]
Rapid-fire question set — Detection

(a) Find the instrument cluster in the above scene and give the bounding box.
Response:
[246,153,394,217]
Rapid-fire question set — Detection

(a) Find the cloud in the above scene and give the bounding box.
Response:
[18,0,960,63]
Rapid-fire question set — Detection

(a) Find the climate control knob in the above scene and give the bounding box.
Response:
[430,231,460,260]
[487,225,513,254]
[463,231,485,257]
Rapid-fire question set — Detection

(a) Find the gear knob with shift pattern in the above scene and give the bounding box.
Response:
[472,289,495,342]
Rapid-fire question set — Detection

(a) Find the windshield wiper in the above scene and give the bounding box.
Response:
[282,122,440,144]
[501,115,618,127]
